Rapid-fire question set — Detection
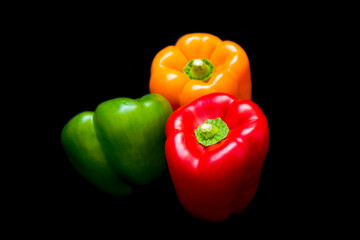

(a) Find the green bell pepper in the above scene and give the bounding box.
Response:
[61,94,173,196]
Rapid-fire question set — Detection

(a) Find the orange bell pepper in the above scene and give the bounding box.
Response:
[149,33,252,110]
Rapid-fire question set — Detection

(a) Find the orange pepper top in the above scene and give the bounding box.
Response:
[149,33,252,110]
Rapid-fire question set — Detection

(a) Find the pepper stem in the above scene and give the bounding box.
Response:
[200,123,219,139]
[194,118,229,147]
[183,58,215,82]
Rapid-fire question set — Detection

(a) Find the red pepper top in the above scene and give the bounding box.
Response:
[165,93,269,222]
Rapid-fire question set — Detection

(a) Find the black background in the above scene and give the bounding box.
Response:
[12,8,350,236]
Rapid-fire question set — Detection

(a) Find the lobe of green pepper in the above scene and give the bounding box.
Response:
[61,93,173,195]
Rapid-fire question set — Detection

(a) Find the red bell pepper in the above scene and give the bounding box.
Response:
[165,93,269,222]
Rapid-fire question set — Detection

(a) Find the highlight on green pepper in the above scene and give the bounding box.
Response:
[61,94,173,195]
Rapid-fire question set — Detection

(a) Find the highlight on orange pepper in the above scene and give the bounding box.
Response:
[149,33,252,110]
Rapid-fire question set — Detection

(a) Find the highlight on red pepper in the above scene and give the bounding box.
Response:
[149,33,251,110]
[165,93,269,222]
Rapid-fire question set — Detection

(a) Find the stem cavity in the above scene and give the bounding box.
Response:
[195,118,229,147]
[183,58,215,82]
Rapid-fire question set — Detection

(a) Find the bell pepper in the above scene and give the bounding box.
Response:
[61,94,173,195]
[149,33,251,110]
[165,93,269,222]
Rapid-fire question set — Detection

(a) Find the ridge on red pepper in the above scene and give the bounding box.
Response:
[165,93,269,222]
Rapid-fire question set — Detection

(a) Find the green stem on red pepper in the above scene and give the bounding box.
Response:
[195,117,229,147]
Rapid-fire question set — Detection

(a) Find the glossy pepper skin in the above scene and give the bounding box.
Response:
[61,94,173,195]
[165,93,269,222]
[150,33,251,110]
